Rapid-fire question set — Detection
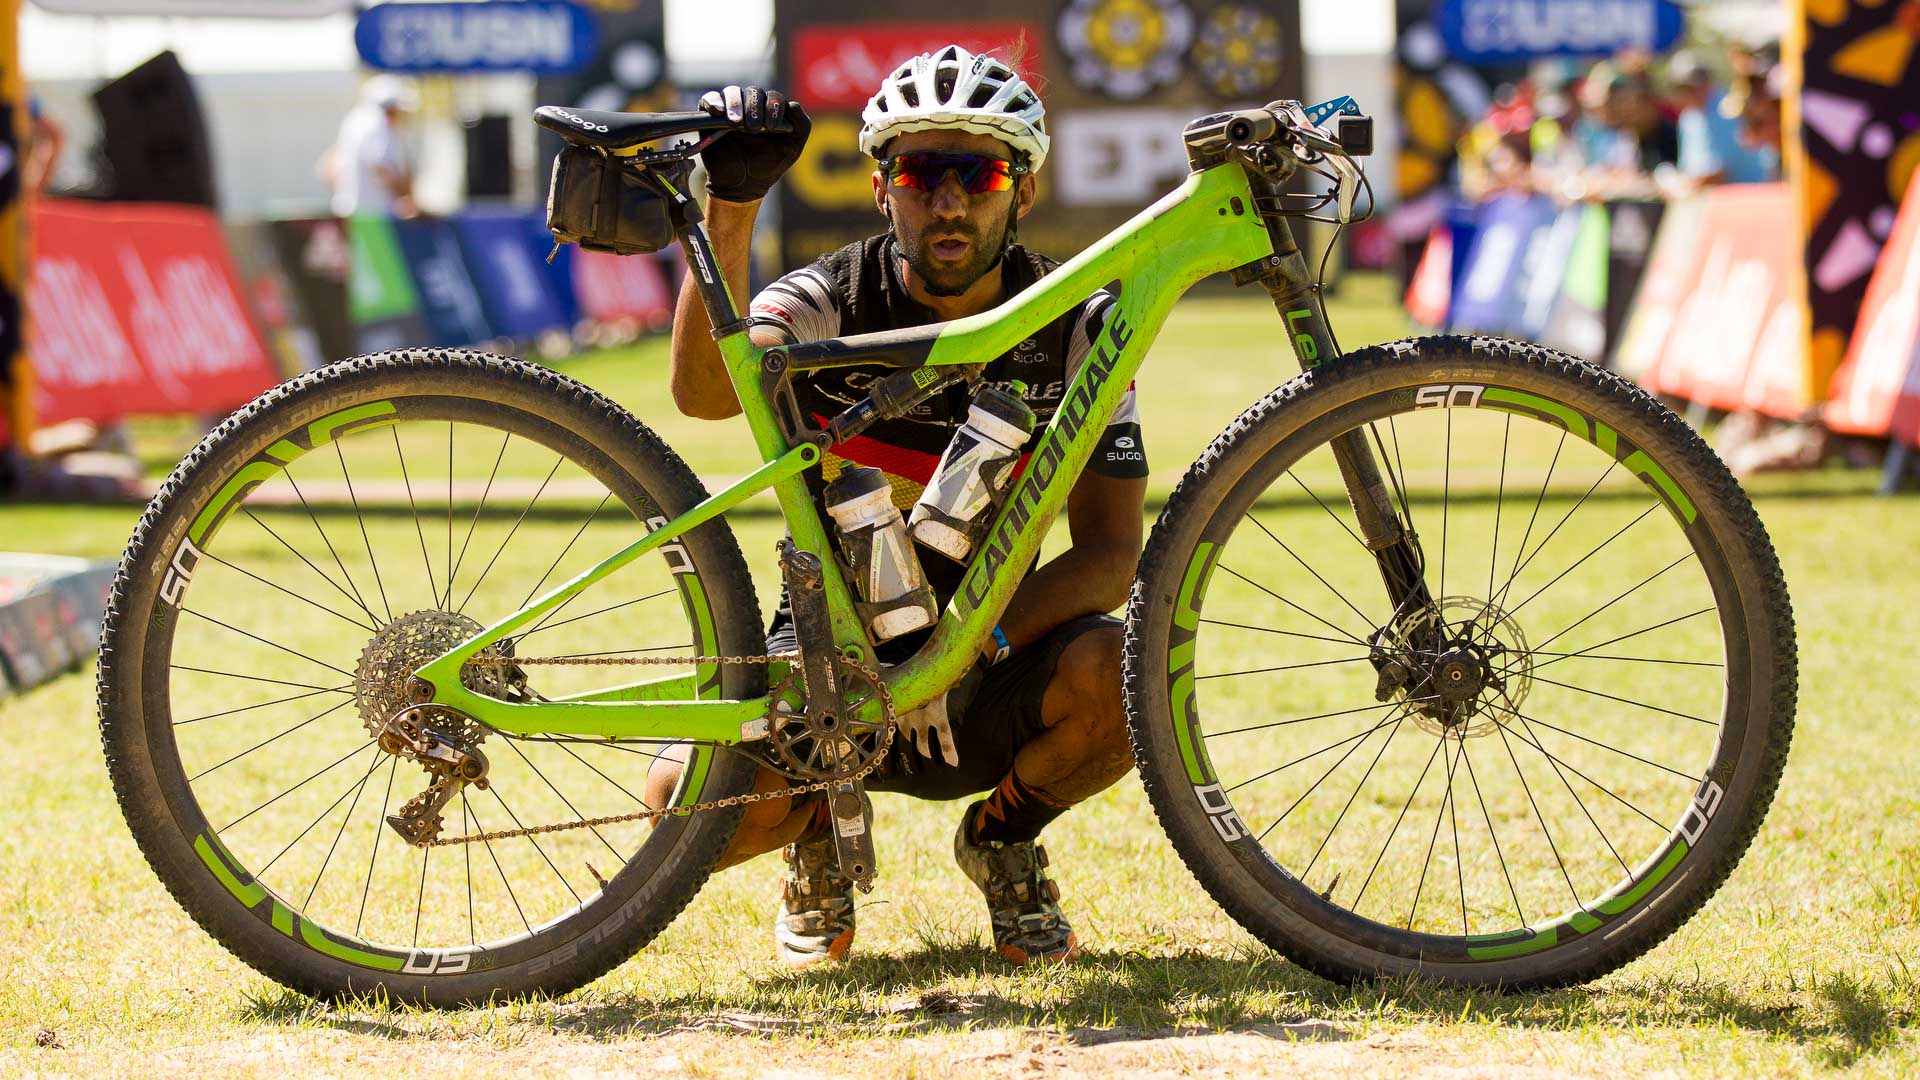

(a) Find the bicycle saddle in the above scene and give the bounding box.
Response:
[533,105,729,150]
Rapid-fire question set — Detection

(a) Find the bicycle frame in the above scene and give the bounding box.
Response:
[413,160,1283,742]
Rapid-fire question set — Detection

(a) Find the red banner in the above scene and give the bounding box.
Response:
[1623,185,1809,419]
[1824,178,1920,443]
[790,22,1043,111]
[25,199,279,427]
[571,249,673,329]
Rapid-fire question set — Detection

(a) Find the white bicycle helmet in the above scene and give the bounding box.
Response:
[858,45,1051,171]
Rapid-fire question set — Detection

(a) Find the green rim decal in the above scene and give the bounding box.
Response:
[197,831,406,971]
[681,574,720,699]
[187,401,401,546]
[1170,541,1219,785]
[1478,387,1698,525]
[672,748,713,812]
[1465,840,1690,960]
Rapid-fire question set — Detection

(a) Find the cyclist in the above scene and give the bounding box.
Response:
[650,47,1150,968]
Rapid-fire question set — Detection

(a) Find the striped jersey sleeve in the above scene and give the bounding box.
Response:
[1067,293,1149,478]
[748,266,841,344]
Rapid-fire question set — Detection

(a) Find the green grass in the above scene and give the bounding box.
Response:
[4,278,1919,1076]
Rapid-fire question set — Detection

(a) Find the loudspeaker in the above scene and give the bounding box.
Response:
[465,115,513,199]
[90,50,218,208]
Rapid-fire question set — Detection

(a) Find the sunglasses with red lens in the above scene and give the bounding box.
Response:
[880,152,1022,195]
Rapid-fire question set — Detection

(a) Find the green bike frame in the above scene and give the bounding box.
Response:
[413,162,1276,741]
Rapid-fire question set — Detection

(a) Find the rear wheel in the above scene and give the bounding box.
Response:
[1125,336,1794,988]
[99,349,763,1005]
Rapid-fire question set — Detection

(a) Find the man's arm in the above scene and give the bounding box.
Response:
[667,197,775,420]
[990,469,1147,659]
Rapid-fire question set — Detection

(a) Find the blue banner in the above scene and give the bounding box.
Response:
[390,217,496,347]
[1448,194,1558,334]
[451,209,574,340]
[1435,0,1684,64]
[356,1,599,75]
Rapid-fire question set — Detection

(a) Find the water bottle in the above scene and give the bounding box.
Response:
[823,467,937,640]
[909,383,1037,562]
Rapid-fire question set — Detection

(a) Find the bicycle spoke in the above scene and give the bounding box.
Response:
[1229,708,1408,796]
[335,441,393,622]
[500,738,624,862]
[1488,412,1511,600]
[1533,550,1697,654]
[1459,738,1525,925]
[458,453,564,616]
[200,551,375,633]
[254,743,382,879]
[299,746,386,903]
[555,741,654,809]
[1525,608,1717,675]
[489,786,582,904]
[1500,505,1656,625]
[1196,654,1372,681]
[1199,617,1368,650]
[172,664,345,693]
[1218,564,1372,647]
[465,793,532,935]
[1524,670,1714,725]
[1302,707,1408,879]
[1486,453,1619,633]
[181,608,357,680]
[220,737,376,834]
[285,471,378,624]
[1494,719,1581,908]
[1286,468,1369,552]
[393,425,440,609]
[446,431,510,610]
[355,757,401,937]
[1247,515,1378,629]
[190,698,354,782]
[520,493,613,608]
[1482,699,1697,782]
[1516,649,1719,669]
[176,684,353,726]
[1210,694,1439,740]
[1405,736,1459,931]
[242,510,380,626]
[519,588,674,641]
[1489,428,1569,620]
[413,842,430,949]
[1439,406,1451,600]
[1496,703,1668,834]
[1352,733,1445,911]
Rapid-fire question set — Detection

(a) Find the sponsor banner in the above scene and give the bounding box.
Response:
[1797,1,1920,404]
[1601,199,1663,355]
[1539,202,1609,359]
[356,1,599,75]
[25,199,280,427]
[390,217,496,347]
[535,2,668,181]
[774,1,1301,268]
[345,215,432,353]
[1514,202,1584,339]
[1447,193,1556,334]
[792,22,1043,111]
[34,1,346,12]
[572,248,673,327]
[0,553,112,696]
[1610,193,1702,384]
[1624,184,1807,418]
[1404,225,1453,327]
[1435,0,1683,65]
[1825,177,1920,440]
[267,217,357,364]
[451,209,574,340]
[224,221,324,374]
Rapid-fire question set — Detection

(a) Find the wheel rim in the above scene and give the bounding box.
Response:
[146,393,737,967]
[1170,381,1742,959]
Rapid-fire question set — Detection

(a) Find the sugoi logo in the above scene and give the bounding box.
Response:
[1114,435,1135,448]
[552,108,608,133]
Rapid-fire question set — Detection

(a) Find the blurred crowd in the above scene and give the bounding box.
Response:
[1458,42,1785,202]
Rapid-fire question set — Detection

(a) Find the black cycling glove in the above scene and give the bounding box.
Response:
[698,85,811,203]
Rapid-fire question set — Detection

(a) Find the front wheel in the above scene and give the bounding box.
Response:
[99,349,765,1005]
[1125,336,1794,989]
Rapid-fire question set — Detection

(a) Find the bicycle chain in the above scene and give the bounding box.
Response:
[422,651,893,848]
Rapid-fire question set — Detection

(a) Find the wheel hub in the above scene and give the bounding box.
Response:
[1372,596,1533,738]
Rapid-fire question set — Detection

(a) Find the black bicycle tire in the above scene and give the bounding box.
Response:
[1123,335,1795,989]
[98,349,764,1005]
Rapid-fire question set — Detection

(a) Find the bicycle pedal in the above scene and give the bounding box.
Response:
[829,780,878,891]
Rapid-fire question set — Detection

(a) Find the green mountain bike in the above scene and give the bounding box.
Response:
[98,99,1794,1004]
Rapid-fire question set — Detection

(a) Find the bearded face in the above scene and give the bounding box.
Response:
[873,129,1035,299]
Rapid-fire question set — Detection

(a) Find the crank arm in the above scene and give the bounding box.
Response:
[829,778,878,891]
[778,540,849,720]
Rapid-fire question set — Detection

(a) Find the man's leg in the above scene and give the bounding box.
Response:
[642,750,816,870]
[966,622,1131,846]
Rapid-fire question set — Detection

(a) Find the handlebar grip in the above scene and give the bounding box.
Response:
[1224,109,1279,144]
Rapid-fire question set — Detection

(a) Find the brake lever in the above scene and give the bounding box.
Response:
[1275,101,1363,225]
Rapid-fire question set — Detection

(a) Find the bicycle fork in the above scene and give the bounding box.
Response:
[1245,217,1438,681]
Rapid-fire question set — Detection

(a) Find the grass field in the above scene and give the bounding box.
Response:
[3,278,1917,1077]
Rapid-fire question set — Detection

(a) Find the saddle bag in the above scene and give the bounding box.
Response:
[545,146,674,255]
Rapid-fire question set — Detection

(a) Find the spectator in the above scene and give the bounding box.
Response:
[1671,50,1774,186]
[322,75,419,218]
[22,95,64,194]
